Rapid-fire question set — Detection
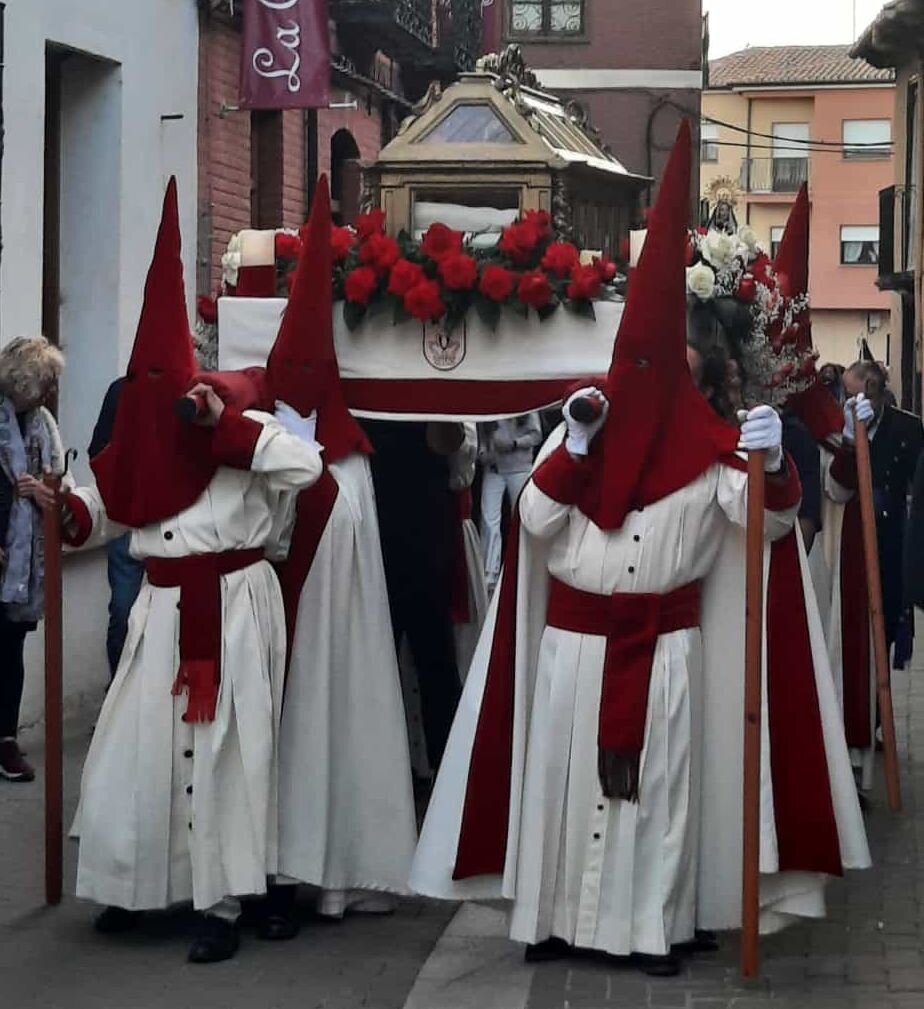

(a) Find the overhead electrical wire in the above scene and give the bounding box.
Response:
[703,114,894,149]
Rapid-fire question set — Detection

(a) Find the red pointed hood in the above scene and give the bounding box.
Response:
[578,121,739,530]
[774,185,843,443]
[91,178,219,527]
[267,175,371,463]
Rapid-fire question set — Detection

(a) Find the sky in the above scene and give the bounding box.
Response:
[703,0,889,58]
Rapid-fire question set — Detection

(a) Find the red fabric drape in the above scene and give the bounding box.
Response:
[767,532,843,875]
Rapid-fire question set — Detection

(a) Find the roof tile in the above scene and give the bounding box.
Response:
[709,45,895,88]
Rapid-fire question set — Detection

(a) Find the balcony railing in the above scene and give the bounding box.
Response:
[332,0,436,51]
[740,157,809,194]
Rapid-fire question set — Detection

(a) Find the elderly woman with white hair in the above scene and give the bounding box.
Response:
[0,336,65,782]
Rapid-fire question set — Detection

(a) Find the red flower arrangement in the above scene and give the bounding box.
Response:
[331,226,356,263]
[479,265,516,303]
[405,280,446,322]
[321,209,621,331]
[344,266,378,305]
[421,223,464,261]
[275,232,302,260]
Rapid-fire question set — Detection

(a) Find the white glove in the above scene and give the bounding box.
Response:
[493,433,515,453]
[275,401,319,446]
[564,386,609,457]
[843,393,874,444]
[737,405,783,472]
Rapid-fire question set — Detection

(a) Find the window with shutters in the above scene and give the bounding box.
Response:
[840,225,880,266]
[509,1,585,37]
[842,119,892,160]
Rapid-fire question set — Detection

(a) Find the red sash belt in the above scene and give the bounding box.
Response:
[145,548,265,723]
[546,577,701,801]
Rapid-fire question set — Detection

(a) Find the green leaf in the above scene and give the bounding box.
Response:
[445,303,467,336]
[537,300,560,322]
[474,294,502,332]
[367,294,391,320]
[393,299,412,326]
[343,300,368,331]
[510,299,529,320]
[568,299,597,322]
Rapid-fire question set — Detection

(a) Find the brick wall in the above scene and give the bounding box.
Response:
[198,16,395,292]
[198,17,251,295]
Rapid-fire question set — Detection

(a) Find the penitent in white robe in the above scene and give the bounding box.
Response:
[70,412,322,912]
[273,453,418,895]
[411,434,870,957]
[809,446,877,790]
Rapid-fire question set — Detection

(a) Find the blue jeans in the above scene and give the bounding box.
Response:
[106,534,144,679]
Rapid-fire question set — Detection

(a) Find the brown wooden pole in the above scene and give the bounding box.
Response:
[741,449,766,979]
[43,474,63,905]
[853,416,902,813]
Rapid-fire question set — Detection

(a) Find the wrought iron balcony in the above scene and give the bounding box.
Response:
[740,157,809,194]
[332,0,436,53]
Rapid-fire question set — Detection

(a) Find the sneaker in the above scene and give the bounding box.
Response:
[317,889,397,921]
[0,738,35,782]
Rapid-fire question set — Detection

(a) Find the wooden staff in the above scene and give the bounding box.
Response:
[853,415,902,812]
[43,473,64,905]
[741,449,766,979]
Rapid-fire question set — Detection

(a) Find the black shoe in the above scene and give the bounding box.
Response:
[255,885,300,941]
[94,906,142,934]
[0,738,35,782]
[524,937,573,963]
[188,915,240,964]
[858,792,871,813]
[629,952,681,977]
[673,930,719,955]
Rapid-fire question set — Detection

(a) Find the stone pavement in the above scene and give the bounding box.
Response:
[4,649,924,1009]
[408,661,924,1009]
[0,718,454,1009]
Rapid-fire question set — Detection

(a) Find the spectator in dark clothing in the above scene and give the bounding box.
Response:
[907,453,924,611]
[782,411,822,552]
[88,379,144,680]
[844,361,924,665]
[0,337,65,782]
[362,420,463,772]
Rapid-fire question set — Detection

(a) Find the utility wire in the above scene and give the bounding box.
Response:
[710,139,893,154]
[703,114,893,148]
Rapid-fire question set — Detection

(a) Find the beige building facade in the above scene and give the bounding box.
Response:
[702,47,895,373]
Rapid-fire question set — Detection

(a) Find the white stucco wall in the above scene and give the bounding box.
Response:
[1,0,200,729]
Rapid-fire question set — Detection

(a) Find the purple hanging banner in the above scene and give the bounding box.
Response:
[240,0,330,110]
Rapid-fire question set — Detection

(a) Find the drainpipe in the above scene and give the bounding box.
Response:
[745,96,753,226]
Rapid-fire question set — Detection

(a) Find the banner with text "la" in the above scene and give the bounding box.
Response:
[240,0,330,110]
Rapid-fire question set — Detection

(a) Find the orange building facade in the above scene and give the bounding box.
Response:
[703,46,896,368]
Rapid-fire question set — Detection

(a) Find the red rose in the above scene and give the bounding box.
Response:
[331,226,356,263]
[356,209,386,240]
[344,266,378,305]
[684,237,697,267]
[499,221,541,265]
[523,209,551,235]
[439,253,479,291]
[518,270,553,309]
[421,223,464,262]
[404,280,447,322]
[541,241,580,278]
[196,295,218,325]
[359,233,401,272]
[275,232,302,260]
[751,253,773,285]
[737,274,757,303]
[593,255,618,283]
[800,358,818,378]
[479,265,516,303]
[567,264,602,302]
[388,259,426,297]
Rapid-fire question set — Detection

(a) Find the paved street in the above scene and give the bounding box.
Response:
[3,644,924,1009]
